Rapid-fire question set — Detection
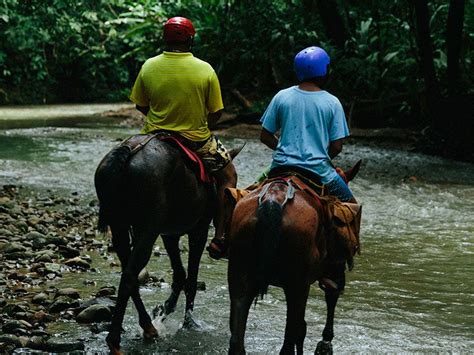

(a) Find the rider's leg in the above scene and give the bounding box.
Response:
[325,174,357,203]
[193,134,237,259]
[208,161,237,258]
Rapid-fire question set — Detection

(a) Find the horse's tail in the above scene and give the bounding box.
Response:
[255,199,283,300]
[94,145,132,233]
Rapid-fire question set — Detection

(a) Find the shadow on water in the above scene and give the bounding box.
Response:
[2,122,474,353]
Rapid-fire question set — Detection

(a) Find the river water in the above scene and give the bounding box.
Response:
[1,125,473,353]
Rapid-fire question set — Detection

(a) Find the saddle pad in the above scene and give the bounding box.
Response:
[121,133,213,184]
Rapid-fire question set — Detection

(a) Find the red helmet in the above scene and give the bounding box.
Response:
[163,17,196,43]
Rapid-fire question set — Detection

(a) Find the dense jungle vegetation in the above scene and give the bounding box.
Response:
[0,0,473,159]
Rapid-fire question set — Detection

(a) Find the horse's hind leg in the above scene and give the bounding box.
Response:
[110,225,157,339]
[157,234,186,317]
[106,226,158,353]
[183,222,209,328]
[228,270,256,355]
[281,284,310,355]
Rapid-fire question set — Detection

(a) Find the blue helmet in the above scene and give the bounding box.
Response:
[294,46,330,82]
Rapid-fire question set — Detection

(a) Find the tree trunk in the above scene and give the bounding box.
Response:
[314,0,349,49]
[445,0,472,160]
[446,0,465,95]
[410,0,442,130]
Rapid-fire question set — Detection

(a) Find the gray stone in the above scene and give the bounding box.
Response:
[48,296,79,313]
[2,242,26,254]
[43,338,84,352]
[32,292,49,305]
[55,288,80,300]
[76,304,112,323]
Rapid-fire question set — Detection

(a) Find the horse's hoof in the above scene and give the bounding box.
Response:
[315,340,332,355]
[106,339,123,355]
[183,311,200,330]
[143,324,158,340]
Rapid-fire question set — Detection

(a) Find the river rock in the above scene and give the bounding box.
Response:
[42,338,84,352]
[58,245,80,258]
[55,288,80,300]
[2,319,32,334]
[1,242,27,254]
[80,296,115,309]
[32,292,50,305]
[14,220,29,233]
[95,285,116,297]
[0,227,13,237]
[25,231,47,248]
[2,303,29,316]
[0,334,22,348]
[27,216,41,226]
[63,256,90,269]
[76,304,112,323]
[138,268,150,285]
[34,251,54,263]
[33,310,55,323]
[0,196,11,205]
[43,262,61,274]
[25,335,47,350]
[48,296,79,313]
[5,251,34,260]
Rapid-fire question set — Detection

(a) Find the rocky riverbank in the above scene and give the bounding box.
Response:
[0,185,165,353]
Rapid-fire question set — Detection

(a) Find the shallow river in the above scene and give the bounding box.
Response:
[1,125,473,353]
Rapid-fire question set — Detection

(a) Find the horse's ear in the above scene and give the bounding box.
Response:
[345,160,362,182]
[229,142,246,160]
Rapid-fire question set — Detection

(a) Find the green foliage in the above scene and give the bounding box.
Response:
[0,0,472,133]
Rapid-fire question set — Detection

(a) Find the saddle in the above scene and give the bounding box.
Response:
[120,132,213,184]
[226,168,362,268]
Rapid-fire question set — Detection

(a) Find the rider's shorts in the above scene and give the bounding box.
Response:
[193,134,231,173]
[325,174,354,202]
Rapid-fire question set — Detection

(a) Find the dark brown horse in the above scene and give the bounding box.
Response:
[94,134,241,354]
[227,162,361,354]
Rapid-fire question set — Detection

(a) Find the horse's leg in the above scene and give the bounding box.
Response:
[314,289,339,355]
[316,263,345,354]
[155,234,186,318]
[183,222,209,328]
[228,274,255,355]
[106,226,158,354]
[110,225,157,340]
[281,284,310,355]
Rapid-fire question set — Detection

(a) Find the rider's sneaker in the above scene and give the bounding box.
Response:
[206,237,228,260]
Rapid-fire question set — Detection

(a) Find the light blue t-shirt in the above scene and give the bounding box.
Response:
[261,86,349,183]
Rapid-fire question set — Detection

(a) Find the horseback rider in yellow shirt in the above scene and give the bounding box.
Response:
[129,16,235,259]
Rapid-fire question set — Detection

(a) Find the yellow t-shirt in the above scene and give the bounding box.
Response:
[129,51,224,141]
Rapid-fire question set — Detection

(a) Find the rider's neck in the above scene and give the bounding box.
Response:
[166,44,192,53]
[298,82,322,92]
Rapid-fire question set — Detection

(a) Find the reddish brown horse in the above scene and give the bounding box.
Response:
[227,161,361,354]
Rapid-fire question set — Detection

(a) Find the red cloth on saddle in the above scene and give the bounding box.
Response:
[159,136,213,183]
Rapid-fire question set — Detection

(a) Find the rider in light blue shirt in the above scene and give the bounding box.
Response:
[260,46,356,202]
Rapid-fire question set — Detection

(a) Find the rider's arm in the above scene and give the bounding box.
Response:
[207,109,223,129]
[260,128,279,150]
[328,138,344,159]
[136,105,149,116]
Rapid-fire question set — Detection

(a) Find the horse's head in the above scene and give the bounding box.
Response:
[336,160,362,184]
